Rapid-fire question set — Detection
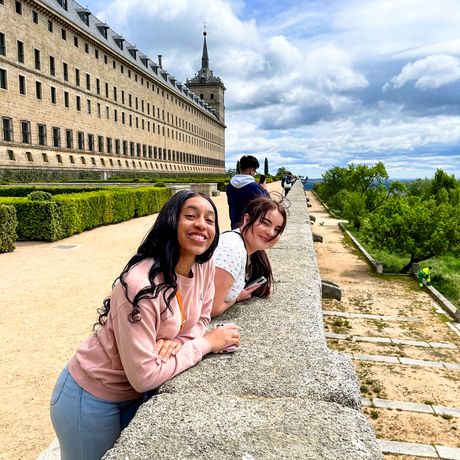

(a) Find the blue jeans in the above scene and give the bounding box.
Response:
[50,367,154,460]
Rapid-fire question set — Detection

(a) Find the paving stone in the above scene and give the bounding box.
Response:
[433,405,460,418]
[325,332,348,340]
[391,338,430,347]
[429,342,458,349]
[354,336,392,344]
[378,439,438,457]
[399,357,445,368]
[323,311,422,322]
[435,445,460,460]
[353,354,399,364]
[447,323,460,337]
[323,310,350,318]
[361,313,422,323]
[443,362,460,370]
[372,398,434,414]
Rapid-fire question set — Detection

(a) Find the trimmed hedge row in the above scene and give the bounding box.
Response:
[0,204,18,252]
[0,186,105,197]
[0,168,103,183]
[0,187,172,242]
[0,168,227,184]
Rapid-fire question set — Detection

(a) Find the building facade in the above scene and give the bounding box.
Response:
[0,0,226,178]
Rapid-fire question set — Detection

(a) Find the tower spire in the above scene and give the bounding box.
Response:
[201,30,209,70]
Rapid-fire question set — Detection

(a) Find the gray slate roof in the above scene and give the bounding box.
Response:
[39,0,219,119]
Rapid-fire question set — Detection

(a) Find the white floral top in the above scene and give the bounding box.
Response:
[213,230,247,302]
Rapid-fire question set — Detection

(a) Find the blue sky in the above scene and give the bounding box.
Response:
[90,0,460,179]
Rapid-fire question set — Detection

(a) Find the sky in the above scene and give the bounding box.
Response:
[90,0,460,179]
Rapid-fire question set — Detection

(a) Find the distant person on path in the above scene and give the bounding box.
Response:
[282,172,294,196]
[50,190,240,460]
[211,196,287,317]
[226,155,267,229]
[417,265,432,288]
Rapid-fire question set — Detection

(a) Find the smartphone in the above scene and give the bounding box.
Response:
[245,276,267,289]
[214,322,239,353]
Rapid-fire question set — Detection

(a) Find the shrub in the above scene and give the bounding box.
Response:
[27,190,53,201]
[154,181,166,187]
[0,187,172,242]
[10,199,62,241]
[0,204,18,252]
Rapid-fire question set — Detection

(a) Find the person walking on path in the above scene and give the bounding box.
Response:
[282,172,294,196]
[226,155,267,229]
[50,190,240,460]
[417,265,432,288]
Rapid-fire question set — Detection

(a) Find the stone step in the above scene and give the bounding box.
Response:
[323,310,422,322]
[348,352,460,370]
[325,332,458,349]
[379,439,460,459]
[362,397,460,418]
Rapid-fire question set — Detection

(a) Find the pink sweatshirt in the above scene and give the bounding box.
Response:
[68,258,214,401]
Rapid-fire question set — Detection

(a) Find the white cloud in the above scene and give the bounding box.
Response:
[389,54,460,90]
[92,0,460,178]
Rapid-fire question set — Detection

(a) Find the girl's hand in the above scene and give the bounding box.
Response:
[204,325,240,353]
[156,339,182,363]
[236,284,260,302]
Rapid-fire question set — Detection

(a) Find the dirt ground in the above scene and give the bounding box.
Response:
[1,183,458,459]
[308,190,460,453]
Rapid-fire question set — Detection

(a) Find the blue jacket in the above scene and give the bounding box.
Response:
[226,175,267,229]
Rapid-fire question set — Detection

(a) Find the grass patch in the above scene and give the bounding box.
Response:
[331,317,352,334]
[343,227,460,307]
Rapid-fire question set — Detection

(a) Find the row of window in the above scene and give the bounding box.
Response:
[0,32,221,143]
[5,148,216,172]
[0,68,223,149]
[1,117,224,167]
[6,0,219,124]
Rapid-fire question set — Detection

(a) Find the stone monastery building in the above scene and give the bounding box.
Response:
[0,0,226,177]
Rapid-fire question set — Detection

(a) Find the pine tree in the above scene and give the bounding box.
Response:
[264,157,269,175]
[236,160,241,174]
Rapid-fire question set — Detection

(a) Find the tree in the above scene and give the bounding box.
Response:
[275,167,288,180]
[361,196,460,272]
[431,168,457,196]
[316,162,400,227]
[264,157,269,175]
[236,160,241,174]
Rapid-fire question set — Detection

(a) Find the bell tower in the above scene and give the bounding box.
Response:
[186,30,226,124]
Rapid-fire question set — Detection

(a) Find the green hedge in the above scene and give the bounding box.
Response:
[0,187,171,242]
[0,186,105,197]
[0,204,18,252]
[0,168,104,183]
[0,167,227,184]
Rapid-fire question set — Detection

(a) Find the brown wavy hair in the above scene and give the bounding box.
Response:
[240,196,287,297]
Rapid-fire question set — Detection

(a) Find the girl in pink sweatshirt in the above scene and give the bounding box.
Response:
[50,190,240,460]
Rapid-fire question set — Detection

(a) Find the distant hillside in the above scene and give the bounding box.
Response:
[302,178,416,191]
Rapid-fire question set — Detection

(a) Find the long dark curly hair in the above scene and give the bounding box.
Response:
[240,196,287,298]
[95,190,220,328]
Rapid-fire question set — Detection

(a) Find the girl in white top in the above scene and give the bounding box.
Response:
[212,196,287,317]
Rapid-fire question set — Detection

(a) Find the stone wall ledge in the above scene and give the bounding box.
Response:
[104,183,382,460]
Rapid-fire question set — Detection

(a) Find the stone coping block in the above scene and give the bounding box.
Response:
[102,184,381,459]
[379,439,438,457]
[435,445,460,460]
[372,398,435,414]
[432,405,460,418]
[104,395,381,460]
